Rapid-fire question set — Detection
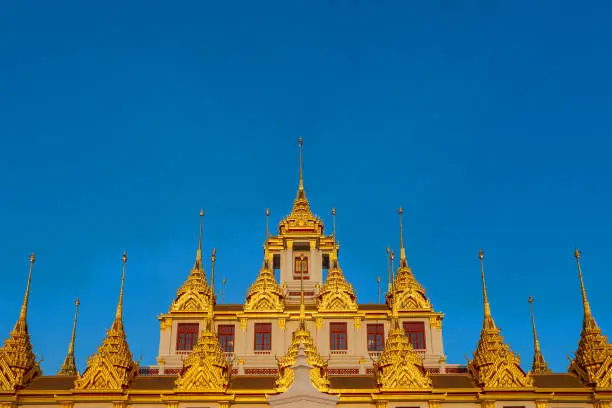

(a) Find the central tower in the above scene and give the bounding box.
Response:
[266,137,336,305]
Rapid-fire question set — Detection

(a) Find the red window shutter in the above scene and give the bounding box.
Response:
[367,324,385,351]
[403,321,426,349]
[176,323,199,351]
[254,323,272,351]
[330,322,348,350]
[218,324,235,353]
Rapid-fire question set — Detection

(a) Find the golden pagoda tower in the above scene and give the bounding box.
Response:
[528,296,550,374]
[375,250,431,391]
[243,209,285,313]
[57,297,80,376]
[175,249,231,392]
[74,252,137,392]
[0,253,41,391]
[317,209,358,313]
[568,249,612,387]
[467,250,532,389]
[386,207,431,311]
[170,209,214,312]
[275,261,329,392]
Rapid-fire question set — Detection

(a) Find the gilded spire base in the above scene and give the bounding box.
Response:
[317,253,357,313]
[0,328,41,391]
[244,263,285,313]
[386,264,432,312]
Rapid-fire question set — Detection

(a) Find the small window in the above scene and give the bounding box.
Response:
[403,321,426,349]
[254,323,272,351]
[294,256,309,280]
[273,254,281,269]
[367,324,385,351]
[322,253,330,269]
[218,324,235,353]
[176,323,199,351]
[330,322,348,350]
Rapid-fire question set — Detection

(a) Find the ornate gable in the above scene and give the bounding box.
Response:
[387,262,432,311]
[244,252,285,313]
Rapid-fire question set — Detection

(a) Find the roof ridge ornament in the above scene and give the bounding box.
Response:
[568,249,612,387]
[0,253,41,391]
[528,296,551,374]
[467,250,533,389]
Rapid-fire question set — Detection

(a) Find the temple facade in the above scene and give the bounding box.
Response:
[1,139,611,408]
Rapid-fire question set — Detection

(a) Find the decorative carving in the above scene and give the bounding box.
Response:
[278,318,286,329]
[528,297,551,374]
[429,400,441,408]
[316,317,323,329]
[175,318,230,392]
[569,250,612,387]
[160,318,172,331]
[535,400,549,408]
[275,323,329,392]
[244,255,285,313]
[481,400,495,408]
[170,210,214,313]
[429,315,442,329]
[240,318,247,330]
[468,250,532,389]
[0,254,41,391]
[386,262,432,311]
[317,249,358,313]
[375,401,388,408]
[75,253,138,392]
[375,319,432,390]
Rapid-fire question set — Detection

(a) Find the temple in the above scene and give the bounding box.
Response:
[1,138,611,408]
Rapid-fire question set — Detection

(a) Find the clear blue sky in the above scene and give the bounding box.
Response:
[1,1,611,374]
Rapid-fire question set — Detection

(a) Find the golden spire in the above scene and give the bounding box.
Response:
[377,276,381,304]
[479,249,495,330]
[265,208,270,241]
[387,209,431,311]
[298,136,304,194]
[0,253,41,391]
[376,250,431,390]
[75,253,137,391]
[568,249,612,387]
[58,298,80,376]
[279,137,324,235]
[244,241,285,313]
[211,248,216,300]
[528,296,550,374]
[170,210,213,312]
[317,233,358,313]
[331,208,337,238]
[468,250,532,389]
[276,250,329,392]
[386,247,392,293]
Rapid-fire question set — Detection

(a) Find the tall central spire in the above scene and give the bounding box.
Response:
[575,249,597,329]
[298,136,304,195]
[479,249,495,330]
[399,207,407,266]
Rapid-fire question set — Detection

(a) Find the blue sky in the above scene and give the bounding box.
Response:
[1,1,611,374]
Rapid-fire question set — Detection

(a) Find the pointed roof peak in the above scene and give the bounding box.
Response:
[244,250,285,313]
[298,136,305,195]
[398,206,408,266]
[14,253,35,333]
[58,297,80,376]
[195,209,204,269]
[574,248,598,329]
[528,296,551,374]
[113,252,127,328]
[479,249,496,330]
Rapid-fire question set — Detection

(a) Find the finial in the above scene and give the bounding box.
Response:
[298,136,304,192]
[221,277,227,304]
[478,249,494,329]
[211,248,216,299]
[58,297,80,375]
[377,276,381,304]
[390,250,395,289]
[196,209,204,265]
[16,253,36,330]
[398,207,407,266]
[265,208,270,240]
[115,251,127,323]
[70,297,80,354]
[386,247,392,292]
[528,296,540,352]
[574,248,593,321]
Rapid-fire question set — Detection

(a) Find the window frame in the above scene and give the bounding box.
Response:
[254,322,272,351]
[218,324,235,353]
[367,323,385,351]
[294,256,310,280]
[176,323,199,351]
[330,322,348,351]
[403,321,426,350]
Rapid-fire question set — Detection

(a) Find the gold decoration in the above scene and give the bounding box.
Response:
[160,318,172,331]
[316,317,323,329]
[535,400,550,408]
[568,249,612,387]
[528,296,551,374]
[468,250,533,389]
[75,253,138,392]
[278,138,324,235]
[174,317,230,392]
[429,316,442,329]
[481,400,495,408]
[278,318,286,329]
[375,401,388,408]
[276,262,329,392]
[0,253,41,391]
[376,258,432,391]
[240,318,247,330]
[317,247,358,313]
[58,297,80,376]
[244,248,285,313]
[386,208,432,311]
[429,400,441,408]
[170,210,214,313]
